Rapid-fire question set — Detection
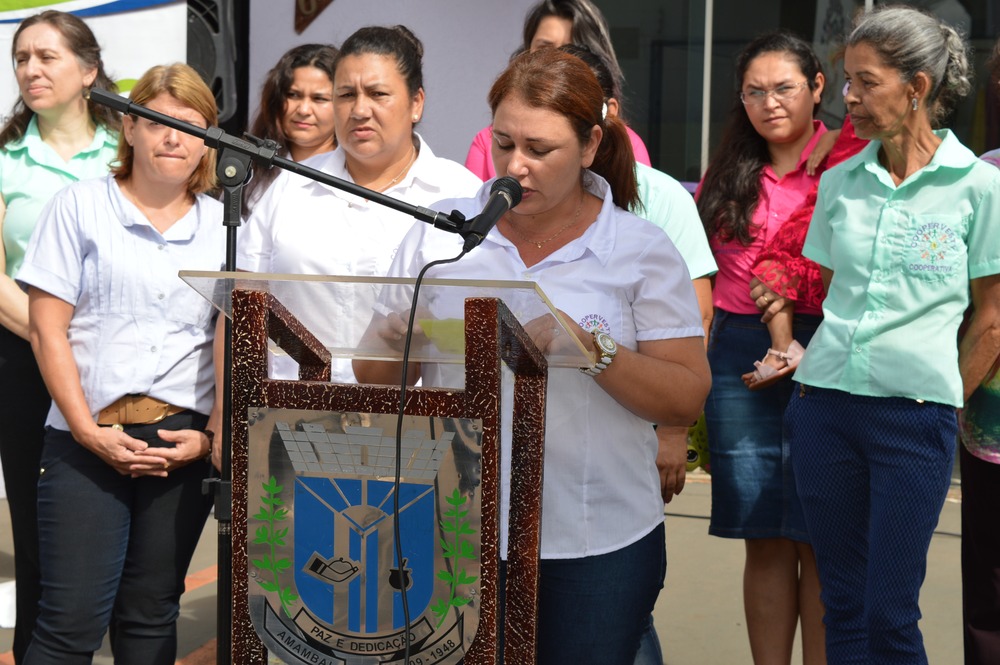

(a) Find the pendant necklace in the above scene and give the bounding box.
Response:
[372,145,417,192]
[347,145,417,208]
[505,191,585,249]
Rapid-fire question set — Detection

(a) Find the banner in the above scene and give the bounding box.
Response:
[0,0,187,118]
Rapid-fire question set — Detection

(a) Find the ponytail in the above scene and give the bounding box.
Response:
[591,113,638,210]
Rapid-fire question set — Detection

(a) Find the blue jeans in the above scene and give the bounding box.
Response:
[23,413,213,665]
[786,387,955,664]
[482,523,665,664]
[634,616,664,665]
[536,523,665,665]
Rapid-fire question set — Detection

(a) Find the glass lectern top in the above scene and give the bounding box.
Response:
[179,271,594,369]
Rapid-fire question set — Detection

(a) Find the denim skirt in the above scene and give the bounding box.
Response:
[704,309,820,541]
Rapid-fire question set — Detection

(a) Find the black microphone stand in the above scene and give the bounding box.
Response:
[87,88,472,665]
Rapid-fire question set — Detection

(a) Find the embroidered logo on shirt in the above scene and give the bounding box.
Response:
[907,222,959,275]
[578,314,610,334]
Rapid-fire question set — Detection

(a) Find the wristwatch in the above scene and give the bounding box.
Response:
[580,330,617,376]
[203,429,215,464]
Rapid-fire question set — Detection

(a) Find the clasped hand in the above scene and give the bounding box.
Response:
[86,426,210,478]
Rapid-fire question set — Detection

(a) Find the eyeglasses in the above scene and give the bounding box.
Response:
[740,81,809,106]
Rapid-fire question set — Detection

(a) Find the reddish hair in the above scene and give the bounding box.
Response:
[488,48,637,210]
[112,63,218,196]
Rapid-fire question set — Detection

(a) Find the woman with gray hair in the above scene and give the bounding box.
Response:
[783,6,1000,663]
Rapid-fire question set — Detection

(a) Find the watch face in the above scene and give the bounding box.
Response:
[595,331,616,355]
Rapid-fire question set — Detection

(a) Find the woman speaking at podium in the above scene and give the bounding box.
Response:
[355,48,711,665]
[237,24,480,382]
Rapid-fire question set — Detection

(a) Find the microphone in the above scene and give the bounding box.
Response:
[462,176,523,252]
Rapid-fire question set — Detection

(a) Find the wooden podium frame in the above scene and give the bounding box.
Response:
[224,285,552,664]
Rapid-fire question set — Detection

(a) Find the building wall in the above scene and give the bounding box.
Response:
[0,1,188,119]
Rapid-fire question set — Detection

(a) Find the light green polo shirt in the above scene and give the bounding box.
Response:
[634,162,717,280]
[1,115,119,277]
[798,129,1000,407]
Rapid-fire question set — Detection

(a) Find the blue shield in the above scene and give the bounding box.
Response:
[294,476,436,634]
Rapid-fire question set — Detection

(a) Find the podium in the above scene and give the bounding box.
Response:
[181,272,593,665]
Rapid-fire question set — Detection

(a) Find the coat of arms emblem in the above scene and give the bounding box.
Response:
[246,408,482,665]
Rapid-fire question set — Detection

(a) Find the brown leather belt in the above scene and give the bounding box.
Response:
[97,395,185,426]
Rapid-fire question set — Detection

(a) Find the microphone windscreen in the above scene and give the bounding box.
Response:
[491,176,523,207]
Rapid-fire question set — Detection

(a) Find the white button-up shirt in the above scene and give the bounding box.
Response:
[17,175,225,430]
[385,173,703,559]
[238,135,482,383]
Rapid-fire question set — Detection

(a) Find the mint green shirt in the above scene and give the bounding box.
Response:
[798,130,1000,407]
[1,115,118,278]
[634,162,717,279]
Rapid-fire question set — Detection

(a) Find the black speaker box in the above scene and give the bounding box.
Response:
[187,0,238,123]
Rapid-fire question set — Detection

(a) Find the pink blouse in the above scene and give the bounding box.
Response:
[709,121,827,316]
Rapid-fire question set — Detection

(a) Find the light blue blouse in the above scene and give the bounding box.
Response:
[1,115,118,277]
[634,162,717,280]
[798,130,1000,407]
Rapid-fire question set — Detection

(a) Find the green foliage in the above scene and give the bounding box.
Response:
[251,476,298,617]
[431,489,478,628]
